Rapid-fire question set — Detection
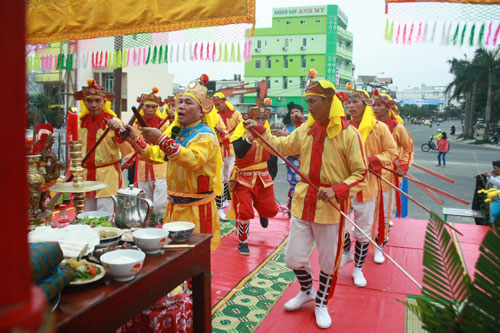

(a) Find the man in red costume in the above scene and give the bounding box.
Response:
[244,78,367,329]
[213,92,243,220]
[227,102,278,255]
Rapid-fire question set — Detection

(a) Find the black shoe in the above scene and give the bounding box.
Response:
[259,216,269,228]
[238,242,250,255]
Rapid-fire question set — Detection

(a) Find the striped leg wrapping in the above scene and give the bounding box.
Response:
[215,195,223,209]
[223,182,230,202]
[293,268,313,291]
[316,271,333,306]
[354,241,369,269]
[236,220,249,241]
[343,232,352,252]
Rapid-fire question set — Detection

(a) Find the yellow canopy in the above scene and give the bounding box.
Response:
[27,0,255,44]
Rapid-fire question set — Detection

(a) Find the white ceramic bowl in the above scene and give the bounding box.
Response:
[100,249,145,282]
[77,211,112,222]
[93,227,124,248]
[162,222,195,243]
[132,228,169,254]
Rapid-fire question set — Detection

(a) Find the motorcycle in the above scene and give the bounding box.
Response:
[421,136,438,152]
[450,125,456,135]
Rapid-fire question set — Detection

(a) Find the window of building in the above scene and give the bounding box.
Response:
[300,20,306,24]
[284,39,289,47]
[283,76,288,89]
[103,73,114,92]
[286,21,292,24]
[265,40,268,46]
[301,55,306,68]
[300,76,306,88]
[303,38,307,46]
[316,19,321,23]
[284,55,288,69]
[257,40,261,48]
[266,76,271,89]
[255,59,262,69]
[266,56,271,68]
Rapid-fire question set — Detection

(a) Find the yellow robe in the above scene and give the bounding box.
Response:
[381,123,414,191]
[354,122,399,202]
[78,113,133,198]
[138,120,221,251]
[218,109,243,157]
[132,118,169,182]
[260,122,368,224]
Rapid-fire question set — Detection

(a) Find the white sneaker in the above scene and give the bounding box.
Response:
[389,220,394,227]
[352,268,367,287]
[217,208,226,220]
[284,288,316,311]
[374,248,385,264]
[314,305,332,329]
[340,251,354,269]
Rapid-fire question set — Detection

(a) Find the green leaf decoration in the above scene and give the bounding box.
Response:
[461,218,500,331]
[460,24,467,46]
[478,23,485,47]
[158,45,163,64]
[164,44,168,63]
[469,24,476,47]
[146,46,151,64]
[452,24,460,46]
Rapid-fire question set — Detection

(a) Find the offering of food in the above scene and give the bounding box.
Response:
[66,258,105,284]
[80,216,113,227]
[99,230,118,239]
[93,242,133,260]
[92,227,123,248]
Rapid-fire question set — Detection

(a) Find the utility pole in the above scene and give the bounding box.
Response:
[113,36,123,118]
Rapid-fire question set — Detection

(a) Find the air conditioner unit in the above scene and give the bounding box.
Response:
[282,47,288,51]
[276,97,281,101]
[254,48,261,52]
[300,46,306,51]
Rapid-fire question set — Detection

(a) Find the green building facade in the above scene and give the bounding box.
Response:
[244,5,353,110]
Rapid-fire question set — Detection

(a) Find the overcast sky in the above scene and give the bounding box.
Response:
[168,0,481,89]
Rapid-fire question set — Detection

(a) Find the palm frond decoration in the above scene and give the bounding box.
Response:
[461,217,500,331]
[403,212,500,332]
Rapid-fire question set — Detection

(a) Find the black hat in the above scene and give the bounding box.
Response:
[493,161,500,168]
[287,101,303,112]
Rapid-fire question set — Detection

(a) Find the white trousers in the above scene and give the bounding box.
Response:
[382,190,394,229]
[349,196,376,243]
[221,155,235,184]
[85,197,115,218]
[138,178,167,215]
[285,216,340,275]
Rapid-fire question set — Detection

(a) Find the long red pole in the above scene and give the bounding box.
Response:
[370,170,463,235]
[412,163,455,183]
[383,167,469,205]
[407,173,444,205]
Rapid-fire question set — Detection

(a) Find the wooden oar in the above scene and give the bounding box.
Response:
[249,128,423,289]
[370,170,463,235]
[383,167,469,205]
[412,163,455,183]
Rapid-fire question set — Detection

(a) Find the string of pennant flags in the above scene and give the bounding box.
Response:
[384,19,500,47]
[26,40,252,72]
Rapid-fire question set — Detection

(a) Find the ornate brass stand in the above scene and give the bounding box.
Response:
[49,141,107,217]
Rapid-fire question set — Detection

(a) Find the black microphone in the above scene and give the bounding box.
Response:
[171,126,181,140]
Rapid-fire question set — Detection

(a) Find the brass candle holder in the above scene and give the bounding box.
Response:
[50,140,107,217]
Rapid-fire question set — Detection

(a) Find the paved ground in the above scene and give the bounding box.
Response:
[271,120,499,224]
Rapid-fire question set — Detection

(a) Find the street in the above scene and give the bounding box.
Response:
[271,120,500,224]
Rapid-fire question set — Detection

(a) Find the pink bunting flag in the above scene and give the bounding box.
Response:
[206,42,210,61]
[395,24,401,44]
[402,24,407,45]
[212,42,216,61]
[493,22,500,46]
[416,22,422,44]
[408,23,414,44]
[192,43,198,60]
[486,22,493,46]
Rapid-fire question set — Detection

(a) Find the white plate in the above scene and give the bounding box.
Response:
[70,263,106,285]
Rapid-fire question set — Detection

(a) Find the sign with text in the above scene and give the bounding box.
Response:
[273,6,327,17]
[399,99,442,105]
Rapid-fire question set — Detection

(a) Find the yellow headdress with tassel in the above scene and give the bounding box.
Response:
[75,78,117,119]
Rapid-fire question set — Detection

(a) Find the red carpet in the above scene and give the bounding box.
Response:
[252,218,489,332]
[211,210,291,309]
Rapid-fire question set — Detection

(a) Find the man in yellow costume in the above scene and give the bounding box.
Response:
[372,91,414,263]
[244,78,367,329]
[106,75,222,251]
[213,92,243,220]
[74,78,133,217]
[122,87,170,215]
[339,87,398,288]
